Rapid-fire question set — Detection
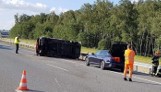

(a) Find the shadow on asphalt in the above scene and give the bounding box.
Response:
[0,45,12,50]
[132,80,161,86]
[133,71,150,76]
[134,72,161,78]
[90,65,123,72]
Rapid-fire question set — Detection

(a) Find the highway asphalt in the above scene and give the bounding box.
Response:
[0,42,161,92]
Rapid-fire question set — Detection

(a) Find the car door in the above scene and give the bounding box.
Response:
[93,51,102,64]
[87,53,97,65]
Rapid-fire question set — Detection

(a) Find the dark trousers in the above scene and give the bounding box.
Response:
[16,44,19,54]
[152,65,158,74]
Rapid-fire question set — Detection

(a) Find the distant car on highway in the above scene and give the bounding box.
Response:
[86,42,127,72]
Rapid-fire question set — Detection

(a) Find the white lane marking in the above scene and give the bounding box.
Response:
[45,59,85,66]
[43,59,76,64]
[109,71,161,85]
[60,59,77,64]
[55,78,61,88]
[16,90,23,92]
[134,76,161,85]
[47,64,69,72]
[60,59,86,66]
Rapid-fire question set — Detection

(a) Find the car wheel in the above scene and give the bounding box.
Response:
[101,61,105,70]
[86,58,90,66]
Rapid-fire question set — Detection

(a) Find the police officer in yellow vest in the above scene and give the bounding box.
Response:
[14,35,20,54]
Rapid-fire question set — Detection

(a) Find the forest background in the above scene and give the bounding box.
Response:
[9,0,161,56]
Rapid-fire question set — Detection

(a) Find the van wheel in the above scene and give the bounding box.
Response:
[101,61,105,70]
[86,58,90,66]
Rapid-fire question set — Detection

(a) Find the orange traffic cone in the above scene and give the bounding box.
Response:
[17,70,28,91]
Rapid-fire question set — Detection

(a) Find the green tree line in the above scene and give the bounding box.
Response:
[10,0,161,56]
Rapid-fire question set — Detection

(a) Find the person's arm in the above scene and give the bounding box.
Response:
[18,38,20,42]
[152,56,155,60]
[133,50,136,57]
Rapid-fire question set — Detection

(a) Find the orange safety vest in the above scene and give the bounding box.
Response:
[124,49,135,64]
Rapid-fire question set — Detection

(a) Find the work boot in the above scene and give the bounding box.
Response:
[124,77,127,81]
[129,78,132,82]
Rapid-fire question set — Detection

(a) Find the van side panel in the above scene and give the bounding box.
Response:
[37,37,81,59]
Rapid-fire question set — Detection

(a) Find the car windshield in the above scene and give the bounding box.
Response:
[95,50,111,57]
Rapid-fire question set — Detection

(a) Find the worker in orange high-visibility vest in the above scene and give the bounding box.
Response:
[123,44,135,81]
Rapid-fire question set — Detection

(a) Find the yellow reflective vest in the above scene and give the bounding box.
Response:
[14,37,20,44]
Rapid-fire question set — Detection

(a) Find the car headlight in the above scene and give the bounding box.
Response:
[104,60,110,63]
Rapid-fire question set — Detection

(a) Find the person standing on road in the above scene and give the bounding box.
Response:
[151,50,160,76]
[123,44,135,81]
[36,38,40,56]
[14,35,20,54]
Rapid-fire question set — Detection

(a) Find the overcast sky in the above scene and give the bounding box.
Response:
[0,0,137,30]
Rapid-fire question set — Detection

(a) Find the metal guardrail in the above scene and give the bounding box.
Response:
[134,62,152,74]
[19,42,35,49]
[79,53,88,61]
[0,38,35,49]
[134,62,161,75]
